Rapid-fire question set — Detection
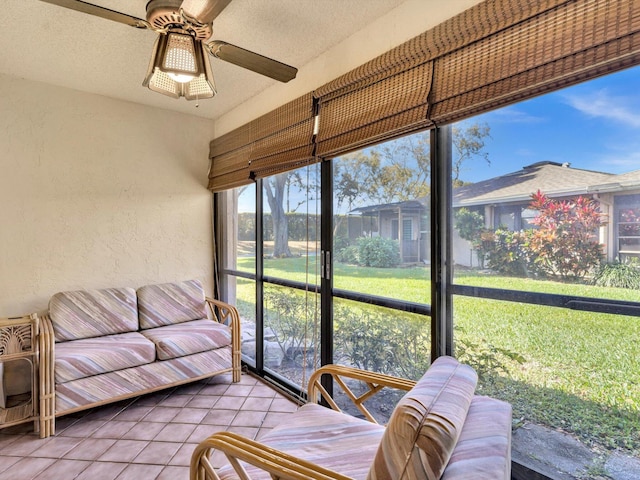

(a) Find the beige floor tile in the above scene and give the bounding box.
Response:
[224,384,255,397]
[231,410,267,428]
[63,438,117,461]
[269,398,300,413]
[98,439,150,462]
[171,407,209,424]
[112,405,153,422]
[157,465,190,480]
[186,395,220,409]
[120,421,166,441]
[0,457,56,480]
[1,434,45,456]
[168,443,194,466]
[132,440,181,464]
[74,461,127,480]
[90,420,137,439]
[31,459,91,479]
[242,396,273,411]
[0,456,21,474]
[145,406,181,423]
[200,409,236,426]
[115,463,164,480]
[57,419,107,438]
[27,436,83,458]
[153,423,197,443]
[185,424,218,444]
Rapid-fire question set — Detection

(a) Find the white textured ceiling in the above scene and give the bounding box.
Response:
[1,1,473,121]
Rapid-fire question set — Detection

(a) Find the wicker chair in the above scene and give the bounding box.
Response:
[190,356,512,480]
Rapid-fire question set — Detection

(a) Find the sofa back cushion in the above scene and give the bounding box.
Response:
[367,356,477,480]
[49,288,139,342]
[137,280,207,330]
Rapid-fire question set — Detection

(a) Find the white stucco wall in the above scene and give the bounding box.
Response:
[0,73,215,317]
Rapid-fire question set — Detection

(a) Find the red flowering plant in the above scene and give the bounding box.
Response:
[527,190,605,280]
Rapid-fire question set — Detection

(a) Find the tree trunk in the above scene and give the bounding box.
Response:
[265,173,292,258]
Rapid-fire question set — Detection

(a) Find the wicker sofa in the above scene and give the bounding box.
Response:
[38,279,240,438]
[191,356,511,480]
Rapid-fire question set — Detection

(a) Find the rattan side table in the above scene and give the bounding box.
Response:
[0,314,39,435]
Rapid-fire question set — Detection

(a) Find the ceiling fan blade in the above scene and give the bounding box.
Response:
[39,0,149,29]
[207,41,298,83]
[181,0,232,26]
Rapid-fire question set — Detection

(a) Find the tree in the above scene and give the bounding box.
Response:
[452,122,491,187]
[267,122,491,258]
[264,173,292,258]
[454,207,487,267]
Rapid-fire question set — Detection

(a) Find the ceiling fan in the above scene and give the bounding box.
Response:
[39,0,298,100]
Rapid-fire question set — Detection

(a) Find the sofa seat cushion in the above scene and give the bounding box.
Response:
[442,395,512,480]
[137,280,208,329]
[368,356,478,480]
[217,403,385,480]
[55,332,156,383]
[140,319,232,360]
[49,287,138,342]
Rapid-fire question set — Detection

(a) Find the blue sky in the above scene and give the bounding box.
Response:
[462,65,640,183]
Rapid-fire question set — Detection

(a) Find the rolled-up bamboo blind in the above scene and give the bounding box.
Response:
[208,93,315,191]
[429,0,640,124]
[208,0,640,192]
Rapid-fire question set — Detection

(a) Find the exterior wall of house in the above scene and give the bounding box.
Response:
[0,73,215,317]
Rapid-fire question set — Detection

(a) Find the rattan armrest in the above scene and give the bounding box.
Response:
[190,431,353,480]
[205,297,241,382]
[38,314,56,438]
[307,365,416,424]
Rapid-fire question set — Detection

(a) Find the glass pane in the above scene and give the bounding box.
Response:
[219,185,256,275]
[263,164,320,285]
[333,131,431,304]
[263,285,320,389]
[452,66,640,297]
[231,278,257,368]
[332,298,431,423]
[453,295,640,455]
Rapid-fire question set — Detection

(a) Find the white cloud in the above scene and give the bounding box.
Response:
[563,89,640,127]
[486,107,544,124]
[584,150,640,173]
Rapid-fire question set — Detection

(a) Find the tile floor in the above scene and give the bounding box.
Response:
[0,373,299,480]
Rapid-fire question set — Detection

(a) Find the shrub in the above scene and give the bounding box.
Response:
[485,229,533,276]
[334,304,430,380]
[335,245,359,264]
[527,191,604,280]
[593,260,640,289]
[357,237,401,268]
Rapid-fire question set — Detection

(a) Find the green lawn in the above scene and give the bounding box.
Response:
[232,256,640,454]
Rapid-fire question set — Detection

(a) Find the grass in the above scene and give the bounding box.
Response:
[231,256,640,455]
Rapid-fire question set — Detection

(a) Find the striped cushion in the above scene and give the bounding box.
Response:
[55,332,156,383]
[217,403,385,480]
[368,356,477,480]
[442,396,512,480]
[49,288,138,342]
[140,319,232,360]
[55,347,232,413]
[137,280,207,329]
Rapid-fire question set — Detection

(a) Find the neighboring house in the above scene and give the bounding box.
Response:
[349,199,428,264]
[346,162,640,267]
[452,161,640,266]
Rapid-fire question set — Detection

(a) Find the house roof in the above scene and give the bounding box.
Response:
[350,199,426,215]
[453,161,615,207]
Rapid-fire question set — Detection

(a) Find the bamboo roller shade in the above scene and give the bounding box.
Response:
[208,0,640,192]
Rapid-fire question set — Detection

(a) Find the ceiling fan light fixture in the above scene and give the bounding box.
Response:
[143,32,216,100]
